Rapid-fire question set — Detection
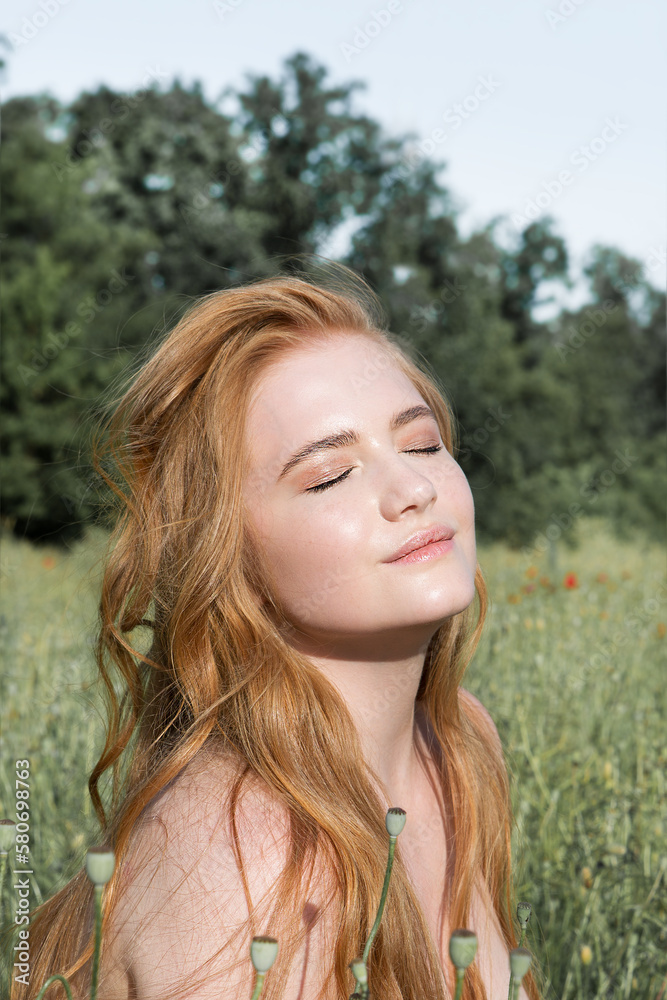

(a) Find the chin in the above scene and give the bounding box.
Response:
[407,593,475,633]
[441,577,478,619]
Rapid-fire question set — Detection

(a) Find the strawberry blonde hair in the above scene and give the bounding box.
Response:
[13,262,538,1000]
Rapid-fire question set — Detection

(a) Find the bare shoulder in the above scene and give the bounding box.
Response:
[100,751,337,1000]
[138,749,292,861]
[458,687,504,758]
[114,750,292,914]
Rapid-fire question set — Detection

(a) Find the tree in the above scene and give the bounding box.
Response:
[62,78,274,310]
[1,96,155,541]
[494,216,570,353]
[548,245,667,538]
[233,50,397,262]
[2,57,662,547]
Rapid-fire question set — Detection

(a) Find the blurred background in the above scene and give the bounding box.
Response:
[1,2,666,997]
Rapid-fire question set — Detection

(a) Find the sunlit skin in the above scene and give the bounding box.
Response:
[242,334,477,807]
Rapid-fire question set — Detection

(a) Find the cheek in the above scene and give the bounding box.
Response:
[255,508,369,627]
[251,505,337,595]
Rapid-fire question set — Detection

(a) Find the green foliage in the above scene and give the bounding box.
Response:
[63,79,271,301]
[1,53,664,546]
[1,97,156,541]
[235,51,394,260]
[495,217,570,350]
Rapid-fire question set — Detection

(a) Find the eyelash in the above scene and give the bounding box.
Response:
[306,445,443,493]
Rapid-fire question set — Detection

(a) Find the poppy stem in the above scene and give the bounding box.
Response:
[250,971,267,1000]
[89,884,104,1000]
[34,974,74,1000]
[362,835,397,967]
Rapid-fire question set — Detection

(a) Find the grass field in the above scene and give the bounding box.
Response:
[1,519,665,998]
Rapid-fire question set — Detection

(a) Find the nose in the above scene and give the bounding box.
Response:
[377,450,437,520]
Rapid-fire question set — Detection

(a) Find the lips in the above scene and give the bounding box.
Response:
[385,524,455,563]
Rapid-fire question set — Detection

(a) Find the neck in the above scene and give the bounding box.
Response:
[286,625,436,810]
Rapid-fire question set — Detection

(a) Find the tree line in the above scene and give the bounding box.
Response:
[2,51,664,548]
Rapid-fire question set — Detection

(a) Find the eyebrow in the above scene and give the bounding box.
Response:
[277,404,438,481]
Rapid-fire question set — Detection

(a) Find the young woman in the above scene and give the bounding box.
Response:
[18,263,538,1000]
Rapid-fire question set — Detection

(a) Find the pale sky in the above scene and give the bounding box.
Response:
[2,0,665,313]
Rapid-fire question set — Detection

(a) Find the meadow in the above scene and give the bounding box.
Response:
[1,518,665,999]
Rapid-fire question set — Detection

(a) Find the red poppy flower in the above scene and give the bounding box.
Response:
[563,573,578,589]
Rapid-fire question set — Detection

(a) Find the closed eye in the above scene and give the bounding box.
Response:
[305,445,443,493]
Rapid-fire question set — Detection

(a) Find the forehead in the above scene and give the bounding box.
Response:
[244,336,427,470]
[247,335,420,427]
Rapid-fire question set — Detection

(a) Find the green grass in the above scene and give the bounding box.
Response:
[1,519,665,998]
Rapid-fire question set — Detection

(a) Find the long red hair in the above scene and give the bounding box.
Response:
[11,262,539,1000]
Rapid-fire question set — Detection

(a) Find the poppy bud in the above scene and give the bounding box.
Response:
[250,936,279,972]
[449,929,478,969]
[516,901,532,930]
[510,948,532,981]
[385,807,406,837]
[85,847,115,886]
[0,820,16,855]
[349,958,368,984]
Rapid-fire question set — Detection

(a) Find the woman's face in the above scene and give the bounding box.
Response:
[242,335,477,654]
